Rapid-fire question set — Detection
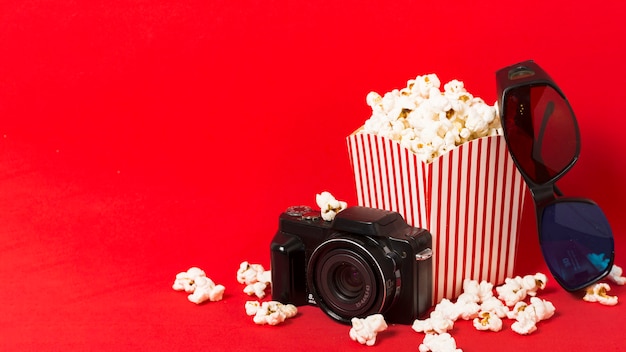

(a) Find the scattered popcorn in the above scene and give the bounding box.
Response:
[412,273,554,347]
[495,276,527,306]
[349,314,388,346]
[361,74,502,163]
[315,191,347,221]
[432,299,463,322]
[245,301,261,316]
[528,297,556,321]
[237,261,267,285]
[511,308,538,335]
[495,273,548,306]
[418,333,463,352]
[412,311,455,334]
[520,273,548,296]
[188,276,225,304]
[508,296,555,335]
[452,301,481,321]
[608,264,626,285]
[237,261,271,299]
[583,283,618,306]
[432,298,455,314]
[246,300,298,325]
[479,296,509,318]
[172,267,207,293]
[472,311,503,332]
[172,267,225,304]
[243,281,269,299]
[257,270,271,284]
[280,302,298,318]
[506,301,529,320]
[456,279,493,304]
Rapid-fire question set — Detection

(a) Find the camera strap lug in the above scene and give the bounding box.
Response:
[415,248,433,261]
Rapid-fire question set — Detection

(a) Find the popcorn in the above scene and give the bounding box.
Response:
[237,261,267,285]
[188,276,225,304]
[472,311,503,332]
[456,279,493,304]
[465,103,496,135]
[412,273,555,347]
[495,273,548,306]
[243,281,268,299]
[608,264,626,285]
[520,273,548,296]
[412,311,455,334]
[349,314,388,346]
[279,302,298,318]
[254,309,285,326]
[431,299,463,321]
[583,283,618,306]
[315,191,347,221]
[511,309,538,335]
[506,301,529,320]
[246,300,298,326]
[528,297,556,321]
[418,333,463,352]
[452,301,481,321]
[245,301,261,316]
[508,297,555,335]
[362,74,501,163]
[237,261,271,299]
[172,267,207,293]
[495,276,527,306]
[479,296,509,318]
[172,267,225,304]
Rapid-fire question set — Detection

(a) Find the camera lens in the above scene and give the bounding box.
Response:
[337,264,364,296]
[307,236,399,324]
[326,256,369,303]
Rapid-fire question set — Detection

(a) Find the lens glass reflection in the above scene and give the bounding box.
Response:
[540,201,614,291]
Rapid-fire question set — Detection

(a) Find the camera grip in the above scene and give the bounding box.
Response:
[270,232,308,306]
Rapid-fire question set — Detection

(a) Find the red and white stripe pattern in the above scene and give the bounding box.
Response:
[347,132,527,304]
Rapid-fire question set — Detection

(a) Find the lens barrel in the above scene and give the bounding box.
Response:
[307,235,399,324]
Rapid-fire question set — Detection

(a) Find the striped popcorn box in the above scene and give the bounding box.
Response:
[347,131,527,304]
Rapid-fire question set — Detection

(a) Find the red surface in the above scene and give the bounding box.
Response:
[1,1,625,350]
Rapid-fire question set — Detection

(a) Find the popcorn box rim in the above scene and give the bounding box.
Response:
[348,127,508,166]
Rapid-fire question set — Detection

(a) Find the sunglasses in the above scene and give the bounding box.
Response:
[496,60,615,292]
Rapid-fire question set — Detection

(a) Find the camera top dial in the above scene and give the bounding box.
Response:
[285,205,320,221]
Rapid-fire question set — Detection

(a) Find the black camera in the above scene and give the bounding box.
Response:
[270,205,432,325]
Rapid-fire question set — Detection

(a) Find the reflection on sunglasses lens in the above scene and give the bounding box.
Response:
[539,201,614,291]
[504,85,579,184]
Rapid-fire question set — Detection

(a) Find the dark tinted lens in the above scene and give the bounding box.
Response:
[503,85,579,184]
[539,201,614,291]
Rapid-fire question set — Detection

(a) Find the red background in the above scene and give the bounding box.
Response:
[1,1,625,350]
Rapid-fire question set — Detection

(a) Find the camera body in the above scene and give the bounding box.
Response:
[270,205,432,325]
